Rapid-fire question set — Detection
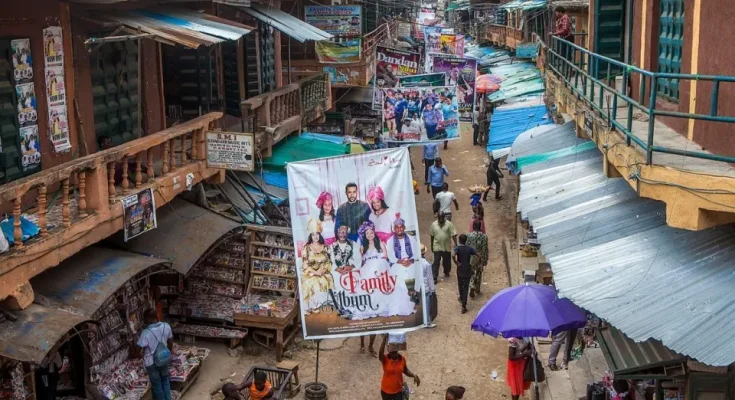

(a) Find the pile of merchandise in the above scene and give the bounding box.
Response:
[0,363,29,400]
[173,324,247,339]
[235,294,296,318]
[169,345,210,383]
[169,293,240,322]
[92,357,149,400]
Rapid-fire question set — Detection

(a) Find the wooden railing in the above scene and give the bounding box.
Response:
[242,73,332,156]
[0,113,223,300]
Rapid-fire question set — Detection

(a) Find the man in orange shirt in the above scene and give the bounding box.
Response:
[378,334,420,400]
[221,371,274,400]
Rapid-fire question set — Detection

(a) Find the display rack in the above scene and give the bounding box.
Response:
[0,359,35,400]
[185,237,250,300]
[247,229,297,295]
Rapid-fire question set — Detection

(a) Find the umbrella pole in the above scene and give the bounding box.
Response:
[532,344,540,400]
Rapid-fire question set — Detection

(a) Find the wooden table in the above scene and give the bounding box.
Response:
[233,307,301,362]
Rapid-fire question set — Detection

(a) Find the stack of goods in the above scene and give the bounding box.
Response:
[91,358,149,400]
[169,294,239,322]
[169,345,210,383]
[186,237,248,299]
[249,231,297,295]
[235,294,296,318]
[3,363,29,400]
[187,279,243,297]
[173,324,247,339]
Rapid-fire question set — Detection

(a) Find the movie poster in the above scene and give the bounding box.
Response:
[372,46,420,109]
[42,27,64,67]
[439,34,465,57]
[424,27,442,54]
[287,148,427,339]
[398,73,446,87]
[45,66,66,107]
[10,39,33,83]
[15,83,38,126]
[432,57,477,122]
[381,86,459,143]
[122,188,157,242]
[316,39,361,63]
[305,5,362,36]
[19,125,41,171]
[48,105,71,152]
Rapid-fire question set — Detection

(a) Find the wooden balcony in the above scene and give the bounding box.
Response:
[282,21,397,87]
[242,73,332,157]
[486,24,525,49]
[0,113,224,305]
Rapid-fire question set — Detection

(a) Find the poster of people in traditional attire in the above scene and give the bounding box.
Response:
[10,39,33,83]
[19,125,41,170]
[372,46,420,110]
[381,86,459,143]
[287,148,427,339]
[15,83,38,126]
[432,57,477,122]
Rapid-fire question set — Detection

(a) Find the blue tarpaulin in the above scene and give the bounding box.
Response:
[487,105,552,152]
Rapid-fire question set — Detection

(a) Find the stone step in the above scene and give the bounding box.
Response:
[568,359,592,400]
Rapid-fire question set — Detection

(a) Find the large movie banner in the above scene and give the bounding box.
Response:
[372,46,420,110]
[287,148,427,339]
[432,57,477,122]
[305,5,362,36]
[380,86,459,143]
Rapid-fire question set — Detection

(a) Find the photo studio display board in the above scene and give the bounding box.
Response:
[381,86,459,143]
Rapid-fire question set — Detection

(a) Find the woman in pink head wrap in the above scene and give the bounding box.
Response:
[367,186,393,243]
[316,192,336,246]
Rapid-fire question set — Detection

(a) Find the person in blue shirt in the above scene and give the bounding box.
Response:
[422,103,441,140]
[439,97,458,121]
[422,143,439,184]
[426,157,449,198]
[393,92,408,136]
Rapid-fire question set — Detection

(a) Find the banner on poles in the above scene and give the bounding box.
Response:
[372,46,420,109]
[381,86,459,143]
[432,57,477,122]
[287,148,427,339]
[305,5,362,36]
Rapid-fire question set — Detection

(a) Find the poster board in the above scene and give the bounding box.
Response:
[206,131,254,171]
[42,27,72,152]
[122,188,157,242]
[305,5,362,36]
[287,148,427,339]
[381,86,459,143]
[316,39,361,63]
[432,57,477,122]
[372,46,420,110]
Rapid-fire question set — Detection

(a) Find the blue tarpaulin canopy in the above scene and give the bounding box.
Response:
[487,103,552,152]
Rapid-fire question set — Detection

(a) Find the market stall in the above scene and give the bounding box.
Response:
[0,358,34,400]
[234,225,300,362]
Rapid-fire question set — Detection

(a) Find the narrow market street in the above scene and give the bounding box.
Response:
[188,127,518,399]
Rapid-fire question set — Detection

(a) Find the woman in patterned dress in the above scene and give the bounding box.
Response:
[301,218,335,314]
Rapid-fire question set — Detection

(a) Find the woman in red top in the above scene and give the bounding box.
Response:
[507,337,532,400]
[378,334,420,400]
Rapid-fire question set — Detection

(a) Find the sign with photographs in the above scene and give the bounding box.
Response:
[424,27,442,54]
[373,46,420,110]
[19,125,41,170]
[398,73,446,87]
[381,86,459,143]
[122,188,157,242]
[206,131,254,171]
[305,5,362,36]
[11,39,33,83]
[42,27,64,67]
[432,57,477,122]
[316,39,361,63]
[287,148,427,339]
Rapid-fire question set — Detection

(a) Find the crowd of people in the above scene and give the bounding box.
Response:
[382,87,460,142]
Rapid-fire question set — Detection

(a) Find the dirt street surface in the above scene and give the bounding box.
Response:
[187,126,520,399]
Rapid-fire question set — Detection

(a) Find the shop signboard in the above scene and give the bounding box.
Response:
[373,45,420,109]
[287,147,427,339]
[315,39,361,63]
[206,131,254,171]
[431,56,477,122]
[380,86,460,143]
[122,188,157,242]
[305,5,362,36]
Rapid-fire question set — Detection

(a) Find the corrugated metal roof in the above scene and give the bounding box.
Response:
[502,0,548,10]
[97,7,252,48]
[262,135,350,168]
[112,199,242,275]
[487,103,552,152]
[31,247,171,317]
[240,5,333,43]
[516,127,735,367]
[598,326,686,378]
[0,304,91,364]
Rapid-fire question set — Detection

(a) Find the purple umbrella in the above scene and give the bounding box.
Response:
[471,283,586,338]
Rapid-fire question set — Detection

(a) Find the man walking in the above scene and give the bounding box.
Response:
[466,219,488,298]
[427,157,449,199]
[422,142,439,184]
[453,234,478,314]
[335,182,371,241]
[472,106,481,146]
[430,212,457,283]
[420,245,437,328]
[433,183,459,221]
[483,156,504,201]
[548,329,578,370]
[137,309,173,400]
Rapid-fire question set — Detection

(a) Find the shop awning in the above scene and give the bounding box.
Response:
[598,326,686,379]
[112,198,242,275]
[96,7,253,48]
[515,126,735,367]
[31,246,171,317]
[0,304,92,364]
[239,5,333,43]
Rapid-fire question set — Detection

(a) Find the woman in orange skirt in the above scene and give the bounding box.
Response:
[507,338,532,400]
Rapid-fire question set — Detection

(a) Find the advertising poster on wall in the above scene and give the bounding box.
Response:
[10,39,33,83]
[15,83,38,127]
[305,5,362,36]
[398,73,446,87]
[381,86,459,143]
[316,39,361,63]
[424,27,442,54]
[48,105,71,152]
[372,46,420,109]
[432,57,477,122]
[45,65,66,107]
[42,27,64,67]
[19,125,41,171]
[439,34,465,57]
[206,131,254,171]
[286,148,427,339]
[122,188,157,242]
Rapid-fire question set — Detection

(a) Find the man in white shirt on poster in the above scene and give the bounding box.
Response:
[433,183,459,221]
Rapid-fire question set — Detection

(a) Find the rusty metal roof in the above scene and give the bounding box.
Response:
[31,247,171,317]
[112,198,243,275]
[240,5,333,42]
[96,7,253,48]
[0,304,91,364]
[598,325,686,378]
